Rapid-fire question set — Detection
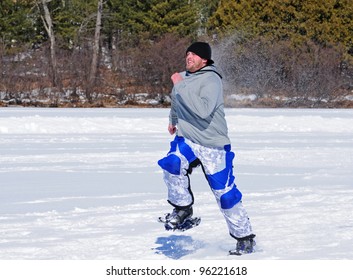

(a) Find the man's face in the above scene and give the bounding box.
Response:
[185,51,207,72]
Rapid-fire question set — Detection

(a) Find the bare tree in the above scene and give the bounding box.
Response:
[38,0,61,89]
[85,0,103,103]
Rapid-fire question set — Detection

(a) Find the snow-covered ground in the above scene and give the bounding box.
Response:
[0,107,352,260]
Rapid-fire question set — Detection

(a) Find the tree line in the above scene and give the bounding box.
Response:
[1,0,353,107]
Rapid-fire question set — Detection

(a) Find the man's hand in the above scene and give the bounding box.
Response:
[171,72,183,85]
[168,124,177,135]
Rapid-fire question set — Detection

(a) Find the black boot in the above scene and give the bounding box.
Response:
[168,207,193,226]
[229,234,256,255]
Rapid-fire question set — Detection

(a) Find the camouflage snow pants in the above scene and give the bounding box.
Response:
[158,136,254,239]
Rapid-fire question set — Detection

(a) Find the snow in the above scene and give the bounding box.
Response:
[0,107,353,260]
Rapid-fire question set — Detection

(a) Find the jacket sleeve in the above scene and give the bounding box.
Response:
[169,87,178,125]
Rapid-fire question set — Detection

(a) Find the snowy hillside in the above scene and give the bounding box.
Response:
[0,108,353,260]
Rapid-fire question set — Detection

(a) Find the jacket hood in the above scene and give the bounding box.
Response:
[186,65,223,79]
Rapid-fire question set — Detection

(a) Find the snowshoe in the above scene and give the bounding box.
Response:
[158,207,201,232]
[164,216,201,231]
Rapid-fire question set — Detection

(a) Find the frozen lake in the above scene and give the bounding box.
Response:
[0,108,352,260]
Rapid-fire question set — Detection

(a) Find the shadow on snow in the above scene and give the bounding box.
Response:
[153,235,205,259]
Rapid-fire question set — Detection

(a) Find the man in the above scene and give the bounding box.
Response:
[158,42,256,255]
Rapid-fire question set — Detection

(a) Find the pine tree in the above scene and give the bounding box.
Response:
[0,0,37,51]
[208,0,353,55]
[145,0,199,39]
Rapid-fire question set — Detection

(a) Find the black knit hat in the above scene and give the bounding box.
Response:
[186,42,214,65]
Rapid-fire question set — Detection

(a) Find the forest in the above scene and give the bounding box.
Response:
[1,0,353,108]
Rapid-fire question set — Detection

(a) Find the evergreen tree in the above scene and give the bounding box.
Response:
[105,0,199,45]
[0,0,38,51]
[104,0,147,49]
[145,0,199,39]
[45,0,97,49]
[194,0,220,36]
[208,0,353,55]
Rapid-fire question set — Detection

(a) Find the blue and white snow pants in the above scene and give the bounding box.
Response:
[158,136,253,239]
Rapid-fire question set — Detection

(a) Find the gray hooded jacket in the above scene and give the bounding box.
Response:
[169,65,230,148]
